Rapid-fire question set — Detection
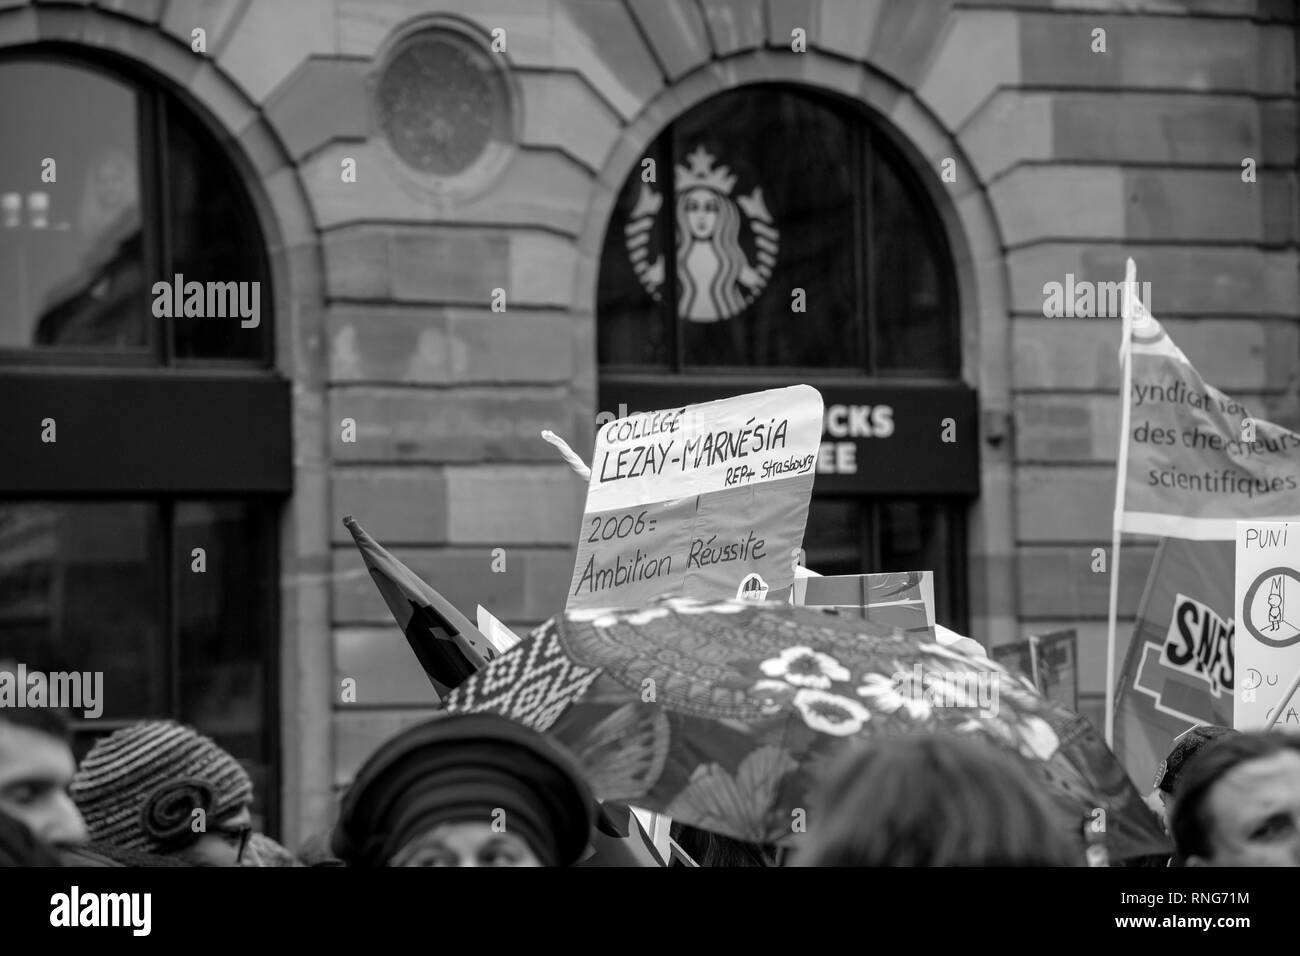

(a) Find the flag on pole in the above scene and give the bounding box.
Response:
[1105,259,1299,744]
[476,604,524,657]
[1117,265,1300,539]
[1113,537,1235,790]
[343,515,496,699]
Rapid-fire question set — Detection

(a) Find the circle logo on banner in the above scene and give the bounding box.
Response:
[737,573,769,602]
[1242,567,1300,648]
[625,146,779,322]
[1128,293,1166,346]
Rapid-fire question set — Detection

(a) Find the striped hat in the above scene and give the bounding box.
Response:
[70,721,253,854]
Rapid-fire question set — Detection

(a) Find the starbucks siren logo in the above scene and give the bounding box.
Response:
[625,146,778,322]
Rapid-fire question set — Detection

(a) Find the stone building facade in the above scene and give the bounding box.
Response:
[0,0,1295,844]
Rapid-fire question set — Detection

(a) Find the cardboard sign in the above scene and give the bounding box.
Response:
[1234,520,1300,730]
[797,571,936,635]
[567,385,822,609]
[991,630,1079,712]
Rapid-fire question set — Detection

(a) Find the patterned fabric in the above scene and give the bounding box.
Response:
[70,721,252,854]
[444,619,600,732]
[447,597,1170,858]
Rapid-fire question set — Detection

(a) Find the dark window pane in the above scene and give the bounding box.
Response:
[597,89,859,370]
[167,106,270,362]
[597,146,671,367]
[877,499,954,624]
[0,498,276,832]
[801,497,964,630]
[0,61,147,352]
[174,500,273,828]
[871,154,957,374]
[673,90,856,368]
[0,502,164,717]
[803,498,867,576]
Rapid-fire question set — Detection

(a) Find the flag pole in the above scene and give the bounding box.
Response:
[1028,633,1041,691]
[1105,258,1139,748]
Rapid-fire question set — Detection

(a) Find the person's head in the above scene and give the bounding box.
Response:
[1147,724,1237,837]
[332,713,596,868]
[70,721,254,866]
[1154,725,1234,806]
[669,822,775,867]
[1170,731,1300,867]
[77,148,138,237]
[0,707,87,847]
[795,734,1082,867]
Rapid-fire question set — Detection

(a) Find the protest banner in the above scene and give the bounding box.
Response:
[566,385,822,610]
[992,630,1079,712]
[1117,270,1300,540]
[1104,259,1300,743]
[1113,538,1235,788]
[1234,520,1300,731]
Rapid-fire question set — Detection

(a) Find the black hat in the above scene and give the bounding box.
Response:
[332,713,595,867]
[1154,725,1235,795]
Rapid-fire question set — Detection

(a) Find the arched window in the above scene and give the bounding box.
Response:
[0,52,285,831]
[597,87,972,629]
[597,86,958,375]
[0,53,270,362]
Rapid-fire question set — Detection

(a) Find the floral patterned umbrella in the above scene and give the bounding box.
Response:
[443,598,1168,859]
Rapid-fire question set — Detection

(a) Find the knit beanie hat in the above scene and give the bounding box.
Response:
[70,721,253,854]
[1153,724,1236,795]
[332,713,595,868]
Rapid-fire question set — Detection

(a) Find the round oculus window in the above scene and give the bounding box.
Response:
[375,28,513,183]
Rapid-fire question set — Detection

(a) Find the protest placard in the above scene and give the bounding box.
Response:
[992,630,1079,712]
[566,385,822,610]
[797,571,935,635]
[1234,520,1300,730]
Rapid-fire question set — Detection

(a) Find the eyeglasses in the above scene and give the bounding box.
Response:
[214,824,253,865]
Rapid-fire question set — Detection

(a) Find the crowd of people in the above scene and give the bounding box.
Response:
[3,695,1298,867]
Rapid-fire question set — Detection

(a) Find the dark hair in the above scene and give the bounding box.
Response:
[668,823,776,867]
[795,734,1082,867]
[0,659,73,742]
[0,703,71,742]
[1169,731,1300,864]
